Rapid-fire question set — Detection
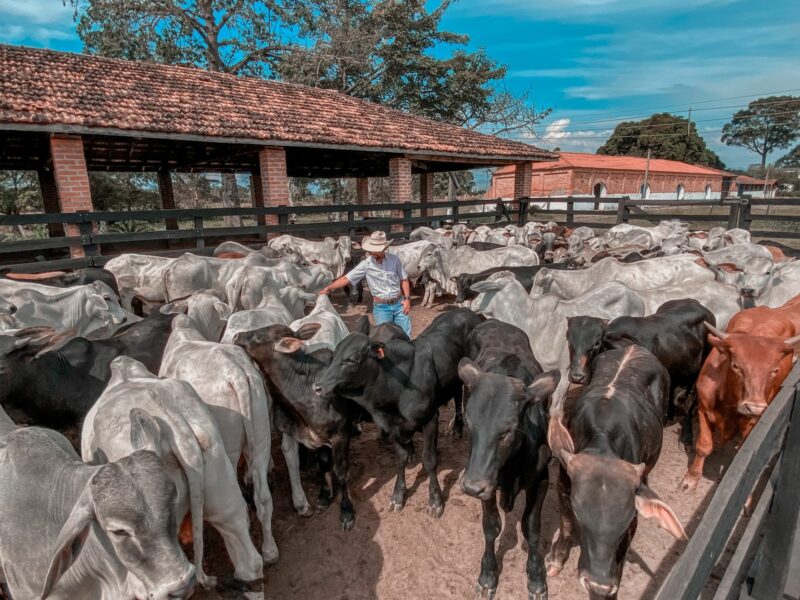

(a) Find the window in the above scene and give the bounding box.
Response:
[676,184,685,199]
[704,184,713,199]
[593,182,607,198]
[640,184,651,199]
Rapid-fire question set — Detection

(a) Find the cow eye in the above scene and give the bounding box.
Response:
[109,529,131,538]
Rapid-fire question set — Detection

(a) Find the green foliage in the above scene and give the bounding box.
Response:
[777,145,800,169]
[597,113,725,169]
[89,172,160,211]
[0,171,43,215]
[721,96,800,168]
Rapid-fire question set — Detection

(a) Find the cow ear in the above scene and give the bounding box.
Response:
[129,408,162,455]
[525,369,561,408]
[294,322,321,341]
[302,292,318,305]
[470,280,504,294]
[370,341,385,360]
[41,483,96,598]
[549,417,575,455]
[635,484,688,541]
[458,358,482,388]
[559,449,578,478]
[355,315,371,335]
[275,337,304,354]
[212,299,232,321]
[351,242,362,251]
[159,299,189,315]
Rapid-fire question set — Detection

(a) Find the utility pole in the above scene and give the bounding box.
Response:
[687,108,692,134]
[642,148,651,199]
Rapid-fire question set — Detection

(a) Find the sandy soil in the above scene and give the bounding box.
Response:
[188,292,739,600]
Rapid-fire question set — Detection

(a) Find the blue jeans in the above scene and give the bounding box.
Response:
[373,302,412,337]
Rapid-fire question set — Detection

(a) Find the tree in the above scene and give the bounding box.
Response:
[0,171,42,215]
[89,173,160,212]
[721,96,800,168]
[777,145,800,169]
[597,113,725,169]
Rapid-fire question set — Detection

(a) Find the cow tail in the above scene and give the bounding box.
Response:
[229,363,271,484]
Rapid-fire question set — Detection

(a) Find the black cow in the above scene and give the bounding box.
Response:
[234,323,362,530]
[566,298,715,423]
[458,320,559,600]
[314,308,483,516]
[453,263,576,304]
[547,346,686,598]
[0,313,176,427]
[466,241,505,251]
[2,267,120,297]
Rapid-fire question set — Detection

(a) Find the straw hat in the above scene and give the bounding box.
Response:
[362,231,392,253]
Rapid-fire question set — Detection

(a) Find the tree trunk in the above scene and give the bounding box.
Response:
[761,151,768,168]
[221,173,242,227]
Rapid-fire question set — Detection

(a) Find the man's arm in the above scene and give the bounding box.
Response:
[319,275,351,295]
[320,260,366,295]
[401,279,411,314]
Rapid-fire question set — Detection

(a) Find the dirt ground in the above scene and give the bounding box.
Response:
[188,291,741,600]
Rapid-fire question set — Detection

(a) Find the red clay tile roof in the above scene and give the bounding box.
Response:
[494,152,724,176]
[734,175,777,186]
[0,44,554,162]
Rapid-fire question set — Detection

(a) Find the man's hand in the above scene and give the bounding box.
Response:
[402,298,411,315]
[318,286,330,296]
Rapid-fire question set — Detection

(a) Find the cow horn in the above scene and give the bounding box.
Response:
[704,321,728,340]
[785,334,800,347]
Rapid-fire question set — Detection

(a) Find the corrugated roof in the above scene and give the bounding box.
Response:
[0,44,554,162]
[494,152,724,176]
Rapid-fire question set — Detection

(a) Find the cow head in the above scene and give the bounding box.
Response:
[459,359,559,499]
[0,296,17,329]
[338,236,353,262]
[88,281,127,327]
[453,273,475,304]
[416,245,440,274]
[706,322,800,417]
[313,332,387,399]
[566,316,609,385]
[468,272,517,317]
[555,442,686,597]
[0,327,76,398]
[42,449,195,600]
[233,323,321,366]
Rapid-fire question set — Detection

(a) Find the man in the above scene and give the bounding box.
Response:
[319,231,412,337]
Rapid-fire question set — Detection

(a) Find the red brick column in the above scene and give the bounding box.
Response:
[37,167,65,238]
[389,157,412,232]
[250,172,267,229]
[356,177,370,219]
[50,134,94,257]
[419,172,434,218]
[513,162,532,224]
[157,168,179,231]
[257,147,289,226]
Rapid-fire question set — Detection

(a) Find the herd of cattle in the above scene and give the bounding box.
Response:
[0,218,799,600]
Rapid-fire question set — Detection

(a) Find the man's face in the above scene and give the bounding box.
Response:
[369,251,386,261]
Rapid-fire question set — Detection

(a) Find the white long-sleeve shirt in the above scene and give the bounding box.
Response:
[345,253,408,300]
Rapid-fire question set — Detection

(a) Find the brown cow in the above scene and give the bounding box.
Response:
[680,294,800,491]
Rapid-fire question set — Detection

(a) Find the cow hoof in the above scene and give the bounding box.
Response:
[221,576,263,593]
[428,502,444,518]
[262,545,280,566]
[545,555,563,578]
[389,499,405,512]
[198,573,218,590]
[341,516,355,531]
[316,498,332,514]
[476,584,497,599]
[449,419,464,439]
[679,474,699,492]
[529,591,548,600]
[296,503,314,517]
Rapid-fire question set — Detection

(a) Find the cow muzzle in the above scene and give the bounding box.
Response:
[738,401,768,417]
[579,572,618,597]
[461,478,495,500]
[568,369,588,385]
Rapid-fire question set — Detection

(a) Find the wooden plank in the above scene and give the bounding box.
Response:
[749,231,800,240]
[749,385,800,599]
[654,362,800,600]
[0,236,82,253]
[0,257,93,272]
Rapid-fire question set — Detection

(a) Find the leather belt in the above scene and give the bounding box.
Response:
[374,296,401,304]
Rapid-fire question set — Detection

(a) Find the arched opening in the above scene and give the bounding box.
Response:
[676,184,685,200]
[593,182,607,198]
[640,183,651,200]
[704,184,713,199]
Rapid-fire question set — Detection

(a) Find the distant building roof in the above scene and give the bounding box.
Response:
[734,175,777,186]
[0,44,554,162]
[494,152,725,177]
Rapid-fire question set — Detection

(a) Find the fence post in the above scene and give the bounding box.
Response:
[740,199,752,231]
[194,216,204,249]
[518,198,529,227]
[451,200,459,225]
[727,202,741,230]
[403,203,413,234]
[347,209,356,238]
[616,197,628,224]
[566,198,575,226]
[77,215,98,264]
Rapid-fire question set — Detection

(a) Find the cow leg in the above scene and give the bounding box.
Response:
[681,408,714,491]
[390,437,409,512]
[332,432,355,531]
[450,386,465,439]
[281,434,313,517]
[422,412,444,517]
[316,447,335,513]
[250,449,280,565]
[523,477,549,600]
[545,468,576,577]
[477,496,502,599]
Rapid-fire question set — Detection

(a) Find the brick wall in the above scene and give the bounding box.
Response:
[37,167,65,237]
[258,146,290,226]
[419,172,434,217]
[50,134,93,257]
[389,157,412,232]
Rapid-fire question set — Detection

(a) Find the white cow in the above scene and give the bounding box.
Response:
[105,253,175,311]
[221,306,294,344]
[159,315,278,564]
[0,280,127,338]
[224,264,323,312]
[82,357,266,587]
[467,225,517,246]
[160,290,232,342]
[531,255,714,299]
[213,241,281,258]
[289,295,349,353]
[409,227,455,250]
[0,425,195,600]
[469,272,645,413]
[418,244,540,305]
[268,235,352,278]
[750,260,800,307]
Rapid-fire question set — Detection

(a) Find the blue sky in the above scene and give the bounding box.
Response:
[2,0,799,169]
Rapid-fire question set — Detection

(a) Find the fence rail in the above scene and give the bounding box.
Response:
[1,195,799,272]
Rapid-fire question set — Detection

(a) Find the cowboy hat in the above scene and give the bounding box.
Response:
[362,231,392,253]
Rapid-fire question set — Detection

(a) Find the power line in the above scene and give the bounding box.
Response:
[505,128,729,142]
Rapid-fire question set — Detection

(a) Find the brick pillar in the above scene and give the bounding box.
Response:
[250,172,267,228]
[356,177,370,218]
[389,157,412,232]
[257,147,289,226]
[513,162,532,224]
[37,167,65,238]
[157,168,179,231]
[419,172,434,218]
[50,134,94,257]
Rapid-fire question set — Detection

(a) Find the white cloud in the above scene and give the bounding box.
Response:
[0,0,76,44]
[458,0,742,20]
[536,118,613,152]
